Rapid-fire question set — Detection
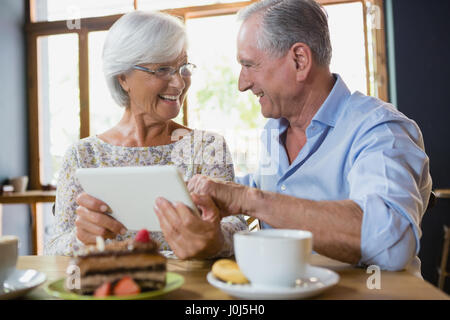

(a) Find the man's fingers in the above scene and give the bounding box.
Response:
[76,192,111,213]
[187,175,201,193]
[187,174,214,195]
[76,206,126,235]
[191,193,221,222]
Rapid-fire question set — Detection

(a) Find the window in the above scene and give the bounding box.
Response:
[88,31,124,137]
[26,0,387,254]
[38,34,80,185]
[27,0,388,185]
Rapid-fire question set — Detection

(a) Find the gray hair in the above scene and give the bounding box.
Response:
[102,11,187,107]
[238,0,332,66]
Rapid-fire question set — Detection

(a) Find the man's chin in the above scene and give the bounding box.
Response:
[261,108,281,119]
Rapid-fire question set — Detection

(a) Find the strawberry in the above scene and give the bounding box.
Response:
[113,276,141,296]
[135,229,151,243]
[94,282,112,297]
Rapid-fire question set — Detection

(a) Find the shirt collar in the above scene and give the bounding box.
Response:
[264,73,351,131]
[311,73,351,128]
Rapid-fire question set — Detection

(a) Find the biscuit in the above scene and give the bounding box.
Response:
[212,259,249,284]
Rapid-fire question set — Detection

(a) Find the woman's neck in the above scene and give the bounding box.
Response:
[99,108,180,147]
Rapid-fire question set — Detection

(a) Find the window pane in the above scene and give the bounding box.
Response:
[88,31,124,136]
[33,0,134,22]
[138,0,250,11]
[186,15,266,176]
[326,2,368,94]
[38,34,79,185]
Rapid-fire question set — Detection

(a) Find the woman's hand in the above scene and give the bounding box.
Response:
[187,174,249,216]
[154,194,224,260]
[75,192,127,244]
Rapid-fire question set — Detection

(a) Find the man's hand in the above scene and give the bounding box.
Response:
[75,192,127,244]
[187,174,249,217]
[154,194,224,260]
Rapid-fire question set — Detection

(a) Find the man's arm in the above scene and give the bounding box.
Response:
[243,188,362,264]
[188,175,362,264]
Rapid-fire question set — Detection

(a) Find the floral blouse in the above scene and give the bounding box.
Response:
[44,129,247,257]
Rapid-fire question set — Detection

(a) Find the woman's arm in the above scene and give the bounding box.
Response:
[44,145,83,256]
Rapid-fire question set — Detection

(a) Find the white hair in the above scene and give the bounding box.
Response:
[238,0,332,66]
[102,11,188,107]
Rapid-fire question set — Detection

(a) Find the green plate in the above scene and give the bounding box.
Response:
[44,272,184,300]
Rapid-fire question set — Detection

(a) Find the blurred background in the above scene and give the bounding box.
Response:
[0,0,449,294]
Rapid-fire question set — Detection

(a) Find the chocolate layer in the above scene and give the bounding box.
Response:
[73,253,166,276]
[84,264,165,276]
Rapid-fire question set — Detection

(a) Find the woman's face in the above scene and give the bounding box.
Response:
[119,51,191,121]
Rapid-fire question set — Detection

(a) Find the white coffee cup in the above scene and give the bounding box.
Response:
[9,176,28,193]
[234,229,312,288]
[0,235,19,285]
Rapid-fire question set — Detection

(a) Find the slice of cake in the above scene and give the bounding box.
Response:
[67,229,166,295]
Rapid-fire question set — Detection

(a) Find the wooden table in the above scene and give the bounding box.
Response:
[0,190,56,254]
[435,189,450,289]
[16,254,449,300]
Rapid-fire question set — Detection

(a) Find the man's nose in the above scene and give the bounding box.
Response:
[238,70,252,92]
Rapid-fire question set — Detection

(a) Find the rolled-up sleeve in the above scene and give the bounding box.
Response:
[235,173,259,188]
[347,117,432,271]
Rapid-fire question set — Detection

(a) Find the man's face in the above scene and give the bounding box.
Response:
[237,15,296,119]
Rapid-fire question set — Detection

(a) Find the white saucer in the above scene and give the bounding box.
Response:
[207,265,339,300]
[0,269,47,300]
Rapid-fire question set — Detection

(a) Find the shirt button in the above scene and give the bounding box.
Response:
[280,184,287,191]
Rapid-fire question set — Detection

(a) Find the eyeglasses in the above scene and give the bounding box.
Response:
[132,63,196,80]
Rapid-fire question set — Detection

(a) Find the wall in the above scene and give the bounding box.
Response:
[386,0,450,292]
[0,0,30,255]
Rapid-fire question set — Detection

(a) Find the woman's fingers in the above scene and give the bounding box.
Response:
[75,215,116,239]
[154,195,224,259]
[76,192,111,213]
[155,197,182,224]
[154,202,191,259]
[75,205,126,235]
[154,202,178,236]
[75,228,97,245]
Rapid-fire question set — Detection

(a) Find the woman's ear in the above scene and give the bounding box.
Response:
[291,43,312,82]
[117,74,130,93]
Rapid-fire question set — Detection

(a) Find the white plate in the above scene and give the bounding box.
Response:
[207,265,339,300]
[0,269,47,300]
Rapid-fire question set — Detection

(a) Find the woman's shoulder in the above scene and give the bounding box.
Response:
[62,136,109,164]
[67,136,103,152]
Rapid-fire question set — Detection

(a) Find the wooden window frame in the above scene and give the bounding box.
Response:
[25,0,388,190]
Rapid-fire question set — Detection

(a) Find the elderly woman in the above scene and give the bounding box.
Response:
[45,11,247,259]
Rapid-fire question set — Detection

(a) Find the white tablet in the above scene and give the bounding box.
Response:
[75,166,200,232]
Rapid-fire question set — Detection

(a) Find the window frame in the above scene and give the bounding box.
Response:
[25,0,388,190]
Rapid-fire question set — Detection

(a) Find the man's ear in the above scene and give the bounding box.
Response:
[291,43,312,82]
[117,74,130,93]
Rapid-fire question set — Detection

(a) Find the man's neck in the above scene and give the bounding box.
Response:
[285,70,336,133]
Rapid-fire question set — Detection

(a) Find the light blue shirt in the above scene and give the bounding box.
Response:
[236,74,432,274]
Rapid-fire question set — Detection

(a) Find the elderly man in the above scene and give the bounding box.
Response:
[158,0,432,274]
